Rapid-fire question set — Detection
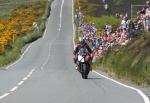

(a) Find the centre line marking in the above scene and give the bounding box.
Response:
[10,86,18,92]
[18,81,24,86]
[0,93,10,100]
[41,0,65,70]
[22,77,28,81]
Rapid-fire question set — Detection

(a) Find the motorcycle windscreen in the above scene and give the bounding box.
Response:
[78,55,84,62]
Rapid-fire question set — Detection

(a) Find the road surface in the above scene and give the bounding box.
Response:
[0,0,148,103]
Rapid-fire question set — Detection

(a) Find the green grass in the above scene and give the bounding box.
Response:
[92,16,120,31]
[0,0,48,3]
[0,0,53,68]
[0,0,49,19]
[92,33,150,86]
[0,10,11,19]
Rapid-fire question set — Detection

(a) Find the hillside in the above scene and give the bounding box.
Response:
[93,33,150,86]
[75,0,148,17]
[0,0,48,19]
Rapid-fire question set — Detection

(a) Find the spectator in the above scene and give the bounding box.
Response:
[33,22,40,33]
[146,1,150,8]
[104,3,109,11]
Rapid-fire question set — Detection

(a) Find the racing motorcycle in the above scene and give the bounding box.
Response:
[77,54,91,79]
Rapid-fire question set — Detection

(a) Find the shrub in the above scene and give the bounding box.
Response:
[92,16,121,31]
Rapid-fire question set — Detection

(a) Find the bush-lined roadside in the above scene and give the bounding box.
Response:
[0,0,53,68]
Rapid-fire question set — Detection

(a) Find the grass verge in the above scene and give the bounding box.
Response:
[92,33,150,86]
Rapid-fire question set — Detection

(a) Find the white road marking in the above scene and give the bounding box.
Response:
[71,0,150,103]
[10,86,18,92]
[31,68,35,72]
[59,0,64,31]
[22,77,28,81]
[93,71,150,103]
[27,74,31,78]
[28,68,35,77]
[26,68,35,78]
[29,72,33,75]
[41,42,52,70]
[0,93,10,100]
[42,15,50,39]
[72,0,75,49]
[28,71,33,75]
[6,44,32,70]
[0,68,35,100]
[0,0,55,101]
[41,0,64,70]
[17,81,24,86]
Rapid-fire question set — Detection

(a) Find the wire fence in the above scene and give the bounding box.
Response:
[131,4,145,19]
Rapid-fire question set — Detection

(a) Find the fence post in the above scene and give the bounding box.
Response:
[131,4,132,19]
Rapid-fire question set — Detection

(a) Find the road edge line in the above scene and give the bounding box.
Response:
[93,71,150,103]
[5,44,32,70]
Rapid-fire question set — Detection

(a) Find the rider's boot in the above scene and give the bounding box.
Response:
[75,64,80,71]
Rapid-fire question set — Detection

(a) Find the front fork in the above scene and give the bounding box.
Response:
[79,61,90,73]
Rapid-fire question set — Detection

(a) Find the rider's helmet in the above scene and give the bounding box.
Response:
[80,39,86,48]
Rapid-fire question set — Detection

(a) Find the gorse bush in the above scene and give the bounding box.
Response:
[0,2,48,54]
[0,1,52,67]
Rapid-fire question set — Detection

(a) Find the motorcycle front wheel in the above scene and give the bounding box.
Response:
[81,63,88,79]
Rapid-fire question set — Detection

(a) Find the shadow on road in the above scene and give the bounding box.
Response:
[88,77,103,80]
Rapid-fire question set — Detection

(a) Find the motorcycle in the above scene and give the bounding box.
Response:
[77,54,91,79]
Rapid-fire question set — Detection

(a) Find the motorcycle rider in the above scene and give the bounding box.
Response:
[73,39,92,71]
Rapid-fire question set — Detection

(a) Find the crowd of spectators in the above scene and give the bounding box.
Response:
[136,1,150,32]
[76,1,150,62]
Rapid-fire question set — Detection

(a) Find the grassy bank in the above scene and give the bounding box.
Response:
[84,16,120,31]
[0,0,53,68]
[92,33,150,86]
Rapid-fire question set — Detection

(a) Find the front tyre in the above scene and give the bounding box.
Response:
[82,64,88,79]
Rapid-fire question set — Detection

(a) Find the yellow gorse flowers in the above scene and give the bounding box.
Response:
[0,2,47,54]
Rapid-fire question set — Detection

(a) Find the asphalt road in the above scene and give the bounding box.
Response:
[0,0,149,103]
